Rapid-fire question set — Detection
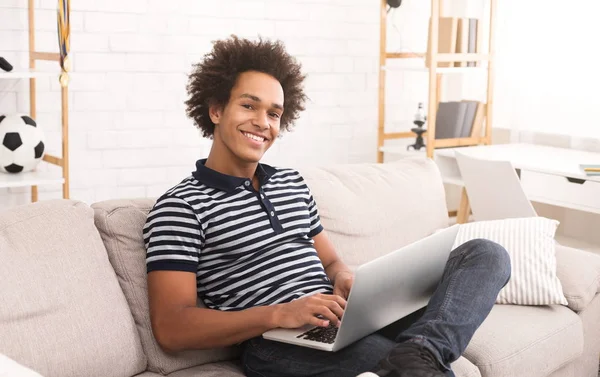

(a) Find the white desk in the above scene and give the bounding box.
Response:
[433,143,600,216]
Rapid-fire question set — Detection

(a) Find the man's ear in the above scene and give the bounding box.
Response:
[208,102,223,125]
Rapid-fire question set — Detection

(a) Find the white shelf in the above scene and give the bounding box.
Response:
[0,170,64,189]
[382,66,487,74]
[0,70,57,79]
[379,146,425,155]
[529,195,600,216]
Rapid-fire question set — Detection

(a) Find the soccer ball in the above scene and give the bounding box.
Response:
[0,114,45,174]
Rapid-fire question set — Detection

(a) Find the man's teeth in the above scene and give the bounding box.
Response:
[242,132,265,142]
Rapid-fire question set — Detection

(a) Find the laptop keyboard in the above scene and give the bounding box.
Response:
[296,323,338,344]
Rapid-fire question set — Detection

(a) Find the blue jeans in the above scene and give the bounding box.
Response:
[242,239,511,377]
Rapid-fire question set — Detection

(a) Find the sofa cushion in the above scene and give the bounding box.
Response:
[452,217,568,306]
[133,361,244,377]
[555,243,600,312]
[0,200,146,377]
[296,157,450,266]
[92,199,240,375]
[464,304,583,377]
[134,358,480,377]
[451,356,481,377]
[132,359,474,377]
[572,292,600,377]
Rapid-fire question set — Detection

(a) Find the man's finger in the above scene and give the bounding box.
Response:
[321,294,347,306]
[333,287,342,298]
[325,300,344,320]
[308,315,330,328]
[332,294,347,309]
[314,305,340,326]
[340,290,349,300]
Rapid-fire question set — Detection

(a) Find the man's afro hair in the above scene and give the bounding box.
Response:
[185,35,307,138]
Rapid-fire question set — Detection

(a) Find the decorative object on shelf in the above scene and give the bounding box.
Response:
[0,57,13,72]
[386,0,402,9]
[0,114,45,174]
[407,102,427,151]
[57,0,71,87]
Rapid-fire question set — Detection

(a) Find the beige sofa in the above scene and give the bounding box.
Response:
[2,157,600,377]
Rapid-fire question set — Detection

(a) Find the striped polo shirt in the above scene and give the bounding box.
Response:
[143,158,334,311]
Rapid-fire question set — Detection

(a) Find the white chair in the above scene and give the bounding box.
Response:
[454,151,537,221]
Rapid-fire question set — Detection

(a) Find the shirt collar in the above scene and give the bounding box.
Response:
[192,158,277,192]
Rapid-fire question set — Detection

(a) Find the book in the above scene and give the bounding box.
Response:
[435,101,468,139]
[469,102,486,138]
[454,18,469,68]
[467,18,479,67]
[434,100,480,139]
[435,102,458,139]
[459,100,479,137]
[426,17,458,68]
[453,102,468,138]
[580,165,600,176]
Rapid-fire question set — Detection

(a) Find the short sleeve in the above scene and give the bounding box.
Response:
[143,195,204,273]
[306,184,324,238]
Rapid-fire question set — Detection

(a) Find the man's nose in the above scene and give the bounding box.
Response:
[253,111,270,129]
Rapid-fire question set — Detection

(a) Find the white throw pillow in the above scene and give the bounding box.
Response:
[0,354,43,377]
[452,217,568,306]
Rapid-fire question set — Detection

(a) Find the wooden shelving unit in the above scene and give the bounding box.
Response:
[0,0,70,202]
[377,0,497,162]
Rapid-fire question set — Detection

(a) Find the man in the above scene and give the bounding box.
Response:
[143,35,511,377]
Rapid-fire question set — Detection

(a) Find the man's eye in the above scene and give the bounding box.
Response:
[242,104,253,110]
[270,113,281,119]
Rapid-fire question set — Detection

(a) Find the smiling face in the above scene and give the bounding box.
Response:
[209,71,284,165]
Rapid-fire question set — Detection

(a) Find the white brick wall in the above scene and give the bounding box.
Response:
[0,0,397,208]
[2,1,598,210]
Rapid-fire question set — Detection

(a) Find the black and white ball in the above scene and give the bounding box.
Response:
[0,114,45,174]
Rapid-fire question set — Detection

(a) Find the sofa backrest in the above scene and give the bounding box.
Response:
[0,199,147,377]
[296,157,450,267]
[91,199,240,376]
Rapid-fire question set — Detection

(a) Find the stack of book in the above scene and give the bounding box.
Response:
[580,165,600,176]
[426,17,481,68]
[435,100,485,139]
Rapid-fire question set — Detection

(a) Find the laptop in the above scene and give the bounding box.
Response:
[262,224,460,352]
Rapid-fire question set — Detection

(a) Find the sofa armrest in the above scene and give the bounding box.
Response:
[556,243,600,312]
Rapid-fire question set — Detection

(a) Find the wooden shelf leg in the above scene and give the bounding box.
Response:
[377,0,387,164]
[31,185,38,202]
[61,84,69,199]
[456,187,471,224]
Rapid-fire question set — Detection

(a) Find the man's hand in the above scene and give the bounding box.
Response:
[272,293,346,329]
[333,271,354,300]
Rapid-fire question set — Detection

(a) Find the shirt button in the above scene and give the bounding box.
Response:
[270,211,275,217]
[244,181,250,187]
[260,194,265,199]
